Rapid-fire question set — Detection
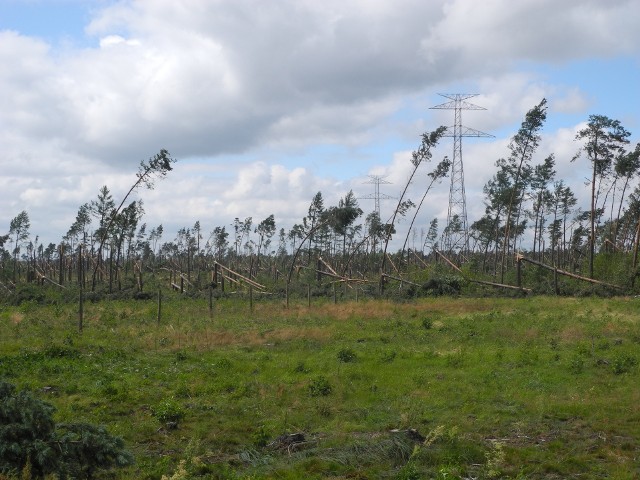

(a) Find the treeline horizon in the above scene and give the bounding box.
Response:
[2,99,640,294]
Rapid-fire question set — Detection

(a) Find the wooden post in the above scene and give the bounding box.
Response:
[58,244,64,286]
[157,288,162,326]
[78,245,83,333]
[286,282,289,309]
[333,283,337,304]
[249,285,254,313]
[77,247,82,286]
[516,255,522,288]
[109,247,113,294]
[633,216,640,269]
[180,276,184,294]
[209,284,213,316]
[307,284,311,307]
[356,286,359,303]
[187,246,191,283]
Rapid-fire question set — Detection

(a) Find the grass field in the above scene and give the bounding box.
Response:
[1,294,639,479]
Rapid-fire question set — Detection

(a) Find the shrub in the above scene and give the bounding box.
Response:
[381,350,397,363]
[308,376,332,397]
[569,355,585,374]
[0,380,57,477]
[294,361,310,373]
[0,380,133,478]
[56,423,134,479]
[253,425,270,448]
[421,276,463,296]
[612,354,637,375]
[43,344,80,359]
[337,348,357,363]
[396,461,422,480]
[152,397,185,424]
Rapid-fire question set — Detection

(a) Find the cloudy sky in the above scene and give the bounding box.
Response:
[1,0,639,252]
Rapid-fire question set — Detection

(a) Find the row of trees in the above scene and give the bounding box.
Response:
[1,104,639,295]
[470,101,639,285]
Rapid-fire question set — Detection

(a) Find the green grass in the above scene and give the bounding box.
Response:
[1,294,640,478]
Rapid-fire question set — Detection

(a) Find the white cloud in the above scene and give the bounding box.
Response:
[422,0,640,67]
[0,0,638,249]
[553,87,590,114]
[98,34,140,47]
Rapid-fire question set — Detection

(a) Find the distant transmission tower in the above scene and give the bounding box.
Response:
[360,175,394,217]
[430,94,493,252]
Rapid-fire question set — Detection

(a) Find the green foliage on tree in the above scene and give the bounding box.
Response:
[209,226,229,259]
[8,211,30,283]
[326,190,363,257]
[500,98,548,281]
[303,191,326,261]
[529,154,556,259]
[0,380,133,479]
[574,115,631,278]
[91,149,176,290]
[401,156,451,257]
[380,126,447,285]
[0,380,57,477]
[256,214,276,259]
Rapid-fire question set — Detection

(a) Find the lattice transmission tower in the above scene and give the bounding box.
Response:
[430,94,493,252]
[360,175,394,218]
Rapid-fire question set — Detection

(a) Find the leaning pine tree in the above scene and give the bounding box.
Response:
[379,126,446,292]
[499,99,547,283]
[91,149,175,291]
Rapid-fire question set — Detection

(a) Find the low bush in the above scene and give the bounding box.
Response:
[0,380,133,478]
[308,376,332,397]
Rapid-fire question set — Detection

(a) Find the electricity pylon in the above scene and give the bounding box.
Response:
[430,93,493,252]
[360,175,394,218]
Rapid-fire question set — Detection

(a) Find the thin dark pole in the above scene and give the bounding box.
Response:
[78,246,83,333]
[157,288,162,326]
[209,284,213,315]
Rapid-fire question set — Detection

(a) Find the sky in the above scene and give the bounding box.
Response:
[1,0,639,253]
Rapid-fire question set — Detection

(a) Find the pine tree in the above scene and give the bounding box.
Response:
[0,380,133,478]
[574,115,630,278]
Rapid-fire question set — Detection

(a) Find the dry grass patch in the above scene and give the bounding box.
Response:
[558,324,586,343]
[315,300,399,321]
[265,327,332,343]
